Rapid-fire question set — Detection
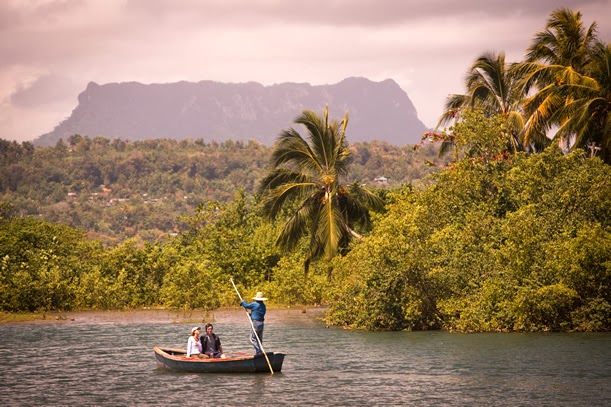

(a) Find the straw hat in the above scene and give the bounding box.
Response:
[252,292,268,301]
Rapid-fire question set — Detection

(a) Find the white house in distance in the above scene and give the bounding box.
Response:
[374,176,388,184]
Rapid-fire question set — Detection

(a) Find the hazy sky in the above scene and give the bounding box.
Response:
[1,0,610,143]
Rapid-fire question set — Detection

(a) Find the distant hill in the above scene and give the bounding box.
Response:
[35,77,428,146]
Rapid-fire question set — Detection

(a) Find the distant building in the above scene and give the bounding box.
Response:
[374,176,388,184]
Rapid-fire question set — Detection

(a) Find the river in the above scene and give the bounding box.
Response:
[0,308,609,406]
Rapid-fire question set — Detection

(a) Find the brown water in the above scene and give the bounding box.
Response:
[1,308,610,406]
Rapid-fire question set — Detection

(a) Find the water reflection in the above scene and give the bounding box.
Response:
[0,309,609,406]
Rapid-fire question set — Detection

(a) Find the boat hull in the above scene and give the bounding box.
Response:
[154,346,285,373]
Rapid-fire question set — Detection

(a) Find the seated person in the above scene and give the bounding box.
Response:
[202,323,225,358]
[186,326,206,358]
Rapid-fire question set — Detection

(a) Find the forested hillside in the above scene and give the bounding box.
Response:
[0,135,443,243]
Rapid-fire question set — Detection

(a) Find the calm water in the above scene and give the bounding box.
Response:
[0,309,610,406]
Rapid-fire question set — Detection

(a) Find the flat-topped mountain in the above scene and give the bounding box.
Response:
[35,77,428,146]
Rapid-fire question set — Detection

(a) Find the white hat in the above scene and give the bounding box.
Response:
[252,292,268,301]
[191,326,201,334]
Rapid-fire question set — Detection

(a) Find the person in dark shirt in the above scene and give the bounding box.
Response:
[201,323,225,358]
[240,291,267,355]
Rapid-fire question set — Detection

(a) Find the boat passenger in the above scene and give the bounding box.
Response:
[186,326,206,358]
[202,323,226,358]
[240,291,267,355]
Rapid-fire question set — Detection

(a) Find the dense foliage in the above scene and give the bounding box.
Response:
[325,113,610,332]
[0,136,441,244]
[1,192,279,311]
[1,111,608,332]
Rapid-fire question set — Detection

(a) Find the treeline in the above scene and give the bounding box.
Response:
[0,193,282,312]
[0,136,442,244]
[1,115,609,331]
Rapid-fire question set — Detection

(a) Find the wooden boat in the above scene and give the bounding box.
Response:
[153,346,285,373]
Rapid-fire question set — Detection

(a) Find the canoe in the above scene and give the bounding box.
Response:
[153,346,285,373]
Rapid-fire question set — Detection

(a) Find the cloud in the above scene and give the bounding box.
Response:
[0,0,609,142]
[10,73,78,108]
[0,0,85,30]
[123,0,607,27]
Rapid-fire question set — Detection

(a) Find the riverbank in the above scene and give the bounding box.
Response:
[0,306,328,325]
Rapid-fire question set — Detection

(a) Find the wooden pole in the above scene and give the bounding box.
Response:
[230,278,274,375]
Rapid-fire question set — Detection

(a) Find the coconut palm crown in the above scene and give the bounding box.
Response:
[258,107,384,272]
[436,51,533,156]
[513,8,609,161]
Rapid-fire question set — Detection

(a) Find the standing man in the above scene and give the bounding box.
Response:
[240,291,267,355]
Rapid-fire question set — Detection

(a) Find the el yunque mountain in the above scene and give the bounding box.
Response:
[35,77,428,146]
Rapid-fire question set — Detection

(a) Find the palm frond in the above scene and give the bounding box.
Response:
[331,112,351,177]
[259,167,310,192]
[272,128,323,175]
[344,181,384,213]
[317,195,345,260]
[259,170,318,219]
[437,94,470,129]
[295,109,334,171]
[522,86,565,145]
[275,196,319,251]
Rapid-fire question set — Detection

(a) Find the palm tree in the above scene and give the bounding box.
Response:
[258,107,384,274]
[436,51,531,155]
[524,8,598,70]
[513,8,606,158]
[543,42,611,162]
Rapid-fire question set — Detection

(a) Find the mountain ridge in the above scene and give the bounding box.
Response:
[35,77,428,146]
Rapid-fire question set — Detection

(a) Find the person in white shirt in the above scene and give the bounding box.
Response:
[186,326,206,358]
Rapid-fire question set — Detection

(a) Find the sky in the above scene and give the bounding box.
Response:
[1,0,610,143]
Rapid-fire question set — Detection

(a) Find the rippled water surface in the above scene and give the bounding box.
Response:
[1,309,610,406]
